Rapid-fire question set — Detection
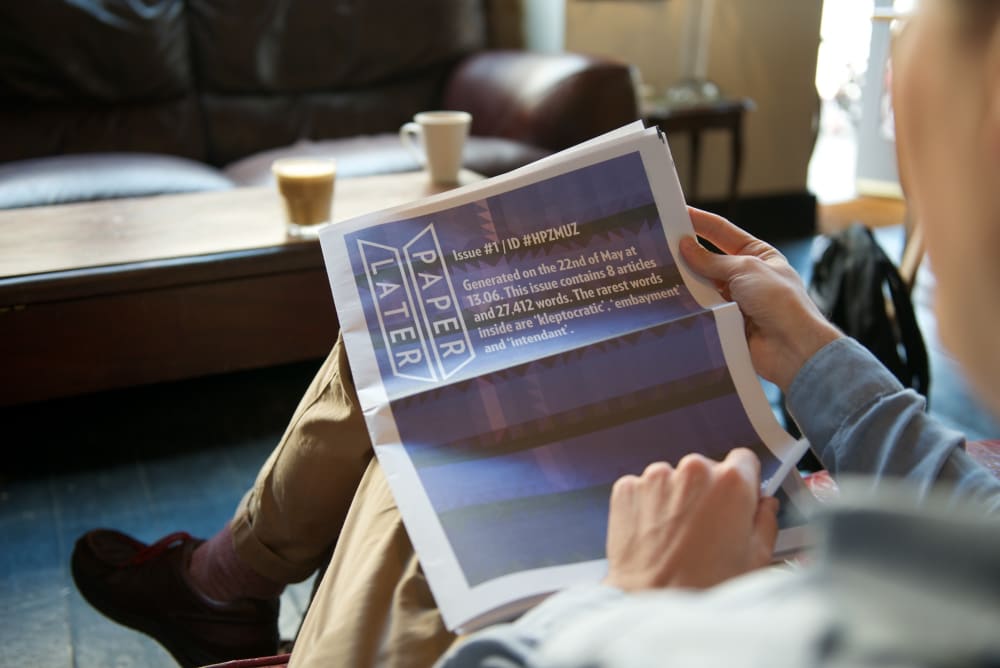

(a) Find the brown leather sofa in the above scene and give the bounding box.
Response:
[0,0,639,209]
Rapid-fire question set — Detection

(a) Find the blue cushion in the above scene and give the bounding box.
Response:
[0,153,235,209]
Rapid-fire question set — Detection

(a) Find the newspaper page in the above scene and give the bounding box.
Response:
[319,123,807,632]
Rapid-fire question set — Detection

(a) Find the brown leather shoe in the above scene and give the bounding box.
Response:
[72,529,279,668]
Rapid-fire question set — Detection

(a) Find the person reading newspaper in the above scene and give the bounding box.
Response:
[72,1,1000,665]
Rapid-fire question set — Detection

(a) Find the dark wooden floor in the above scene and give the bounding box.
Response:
[1,224,996,667]
[0,360,322,667]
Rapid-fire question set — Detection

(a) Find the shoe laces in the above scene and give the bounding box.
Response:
[128,531,194,566]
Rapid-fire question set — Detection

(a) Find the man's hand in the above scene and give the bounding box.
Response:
[680,208,842,393]
[603,449,779,592]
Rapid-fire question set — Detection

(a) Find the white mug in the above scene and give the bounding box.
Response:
[399,111,472,184]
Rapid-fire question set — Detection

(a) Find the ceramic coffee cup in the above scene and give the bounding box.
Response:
[399,111,472,185]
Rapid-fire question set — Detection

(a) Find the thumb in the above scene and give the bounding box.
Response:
[680,236,738,284]
[751,496,780,567]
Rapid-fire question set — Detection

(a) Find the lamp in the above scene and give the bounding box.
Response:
[664,0,722,106]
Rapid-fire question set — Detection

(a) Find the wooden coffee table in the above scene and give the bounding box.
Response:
[0,170,481,406]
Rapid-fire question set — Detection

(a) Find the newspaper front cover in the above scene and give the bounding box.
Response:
[319,124,806,632]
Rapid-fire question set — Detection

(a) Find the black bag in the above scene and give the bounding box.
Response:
[785,224,931,445]
[809,223,930,397]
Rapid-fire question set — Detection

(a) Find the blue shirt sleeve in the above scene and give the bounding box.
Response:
[786,337,1000,509]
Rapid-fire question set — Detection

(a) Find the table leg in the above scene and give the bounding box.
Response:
[729,116,744,219]
[689,130,702,203]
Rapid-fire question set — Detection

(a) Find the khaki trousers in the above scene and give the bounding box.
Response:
[230,333,455,667]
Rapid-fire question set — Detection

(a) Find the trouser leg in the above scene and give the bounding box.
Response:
[230,332,373,584]
[289,458,456,668]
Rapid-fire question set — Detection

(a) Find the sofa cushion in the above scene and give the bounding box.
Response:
[188,0,486,92]
[0,96,210,165]
[0,0,191,102]
[223,135,550,186]
[190,0,489,166]
[200,77,446,166]
[0,154,234,210]
[0,1,207,165]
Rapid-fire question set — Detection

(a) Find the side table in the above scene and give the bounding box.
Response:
[643,97,755,215]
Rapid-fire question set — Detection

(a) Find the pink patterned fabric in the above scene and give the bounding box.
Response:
[201,653,290,668]
[967,439,1000,478]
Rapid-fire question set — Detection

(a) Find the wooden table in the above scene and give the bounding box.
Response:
[643,97,754,215]
[0,170,480,406]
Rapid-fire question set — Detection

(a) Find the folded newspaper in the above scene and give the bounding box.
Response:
[319,122,809,633]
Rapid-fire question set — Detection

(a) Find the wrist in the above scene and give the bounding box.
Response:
[775,321,843,393]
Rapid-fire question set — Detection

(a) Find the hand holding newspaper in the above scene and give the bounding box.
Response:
[319,122,809,633]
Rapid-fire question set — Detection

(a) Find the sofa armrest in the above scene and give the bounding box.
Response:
[442,50,640,152]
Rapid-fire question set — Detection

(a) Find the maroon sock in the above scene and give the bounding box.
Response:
[188,522,284,602]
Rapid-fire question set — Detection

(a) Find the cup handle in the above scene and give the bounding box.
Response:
[399,122,425,166]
